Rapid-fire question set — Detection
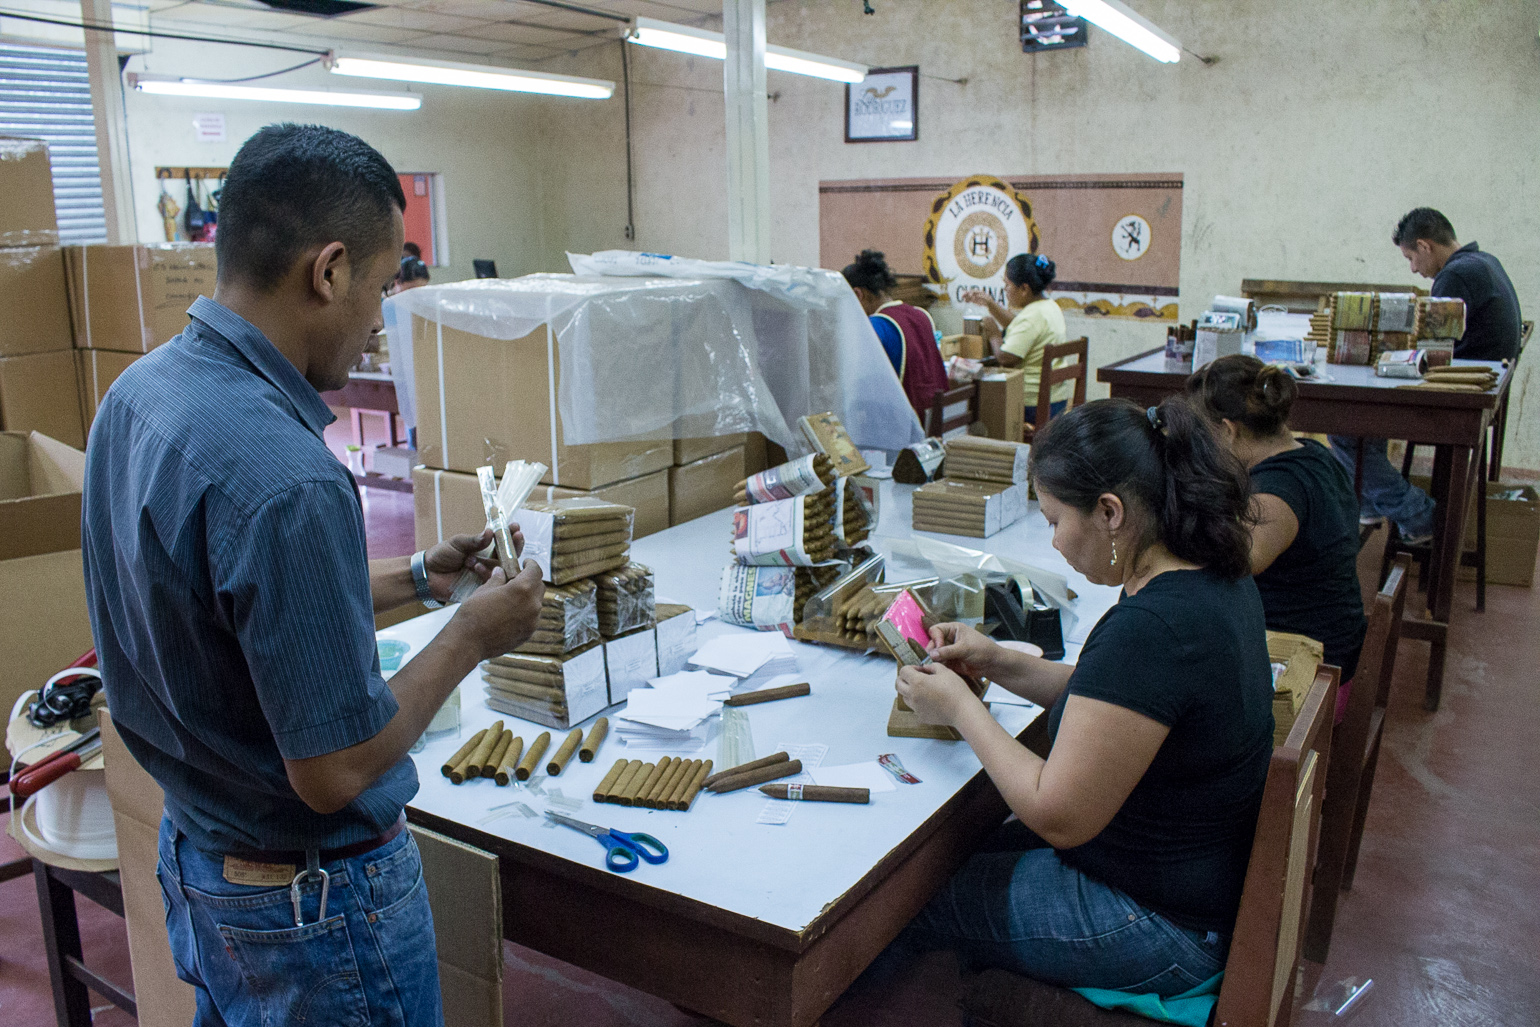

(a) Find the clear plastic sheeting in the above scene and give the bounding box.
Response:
[386,258,924,453]
[881,535,1080,641]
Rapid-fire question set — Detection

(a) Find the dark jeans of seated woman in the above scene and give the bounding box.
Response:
[860,820,1229,998]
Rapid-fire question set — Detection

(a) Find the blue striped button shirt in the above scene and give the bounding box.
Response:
[82,295,416,854]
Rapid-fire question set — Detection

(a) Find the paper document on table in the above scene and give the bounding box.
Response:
[982,684,1042,709]
[757,743,827,825]
[690,632,794,678]
[811,762,896,793]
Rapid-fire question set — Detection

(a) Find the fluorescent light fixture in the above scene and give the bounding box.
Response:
[1059,0,1180,63]
[328,54,614,99]
[129,75,421,110]
[627,17,866,84]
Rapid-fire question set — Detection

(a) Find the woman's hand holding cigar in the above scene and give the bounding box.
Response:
[896,662,977,728]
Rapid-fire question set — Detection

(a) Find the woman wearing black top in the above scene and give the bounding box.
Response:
[1187,355,1368,692]
[890,398,1275,997]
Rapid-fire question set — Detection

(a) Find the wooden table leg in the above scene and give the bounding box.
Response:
[34,860,94,1027]
[1421,444,1474,711]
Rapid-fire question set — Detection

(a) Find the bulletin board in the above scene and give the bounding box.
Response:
[819,173,1182,321]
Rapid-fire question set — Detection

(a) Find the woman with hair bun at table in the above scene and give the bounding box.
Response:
[879,397,1274,999]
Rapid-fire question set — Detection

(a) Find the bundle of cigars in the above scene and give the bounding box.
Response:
[794,565,844,622]
[516,580,599,656]
[595,561,655,636]
[911,478,1028,539]
[592,756,713,810]
[441,718,609,786]
[1398,363,1501,392]
[941,436,1028,484]
[481,642,608,728]
[523,497,634,585]
[730,491,838,565]
[1324,292,1465,366]
[735,452,835,504]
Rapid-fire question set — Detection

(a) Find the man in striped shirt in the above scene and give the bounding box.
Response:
[81,124,544,1026]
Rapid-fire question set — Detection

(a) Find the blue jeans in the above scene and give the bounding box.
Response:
[157,816,444,1027]
[1024,399,1068,428]
[883,822,1227,997]
[1328,435,1435,537]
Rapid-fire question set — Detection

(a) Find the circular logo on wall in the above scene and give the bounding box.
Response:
[923,176,1039,304]
[1112,214,1151,261]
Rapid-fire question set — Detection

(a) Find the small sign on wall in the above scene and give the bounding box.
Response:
[846,66,918,143]
[192,113,225,143]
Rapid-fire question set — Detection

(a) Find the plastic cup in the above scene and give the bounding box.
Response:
[377,639,412,672]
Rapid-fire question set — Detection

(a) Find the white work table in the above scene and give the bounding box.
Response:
[385,481,1118,1027]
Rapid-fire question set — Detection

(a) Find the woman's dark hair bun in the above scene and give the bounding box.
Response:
[841,248,897,294]
[1004,252,1056,293]
[1185,353,1296,438]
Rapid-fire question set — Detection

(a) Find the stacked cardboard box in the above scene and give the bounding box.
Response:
[669,444,746,526]
[0,138,83,447]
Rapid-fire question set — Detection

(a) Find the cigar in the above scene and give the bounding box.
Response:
[592,758,627,802]
[619,762,656,805]
[676,759,714,810]
[483,729,514,778]
[579,718,609,762]
[604,759,645,803]
[456,720,504,781]
[515,731,551,781]
[706,759,803,793]
[639,757,676,808]
[661,760,699,809]
[759,783,870,804]
[552,517,634,539]
[493,736,526,785]
[723,682,811,707]
[552,554,631,585]
[546,728,584,776]
[442,729,487,778]
[702,751,790,789]
[482,676,567,704]
[553,530,630,554]
[551,542,630,570]
[648,758,693,808]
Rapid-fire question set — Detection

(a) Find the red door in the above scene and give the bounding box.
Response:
[398,173,435,265]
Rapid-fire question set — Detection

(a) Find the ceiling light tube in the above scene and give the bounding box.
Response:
[328,54,614,99]
[627,17,866,83]
[129,75,421,110]
[1059,0,1180,63]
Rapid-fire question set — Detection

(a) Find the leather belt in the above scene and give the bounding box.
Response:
[230,814,406,866]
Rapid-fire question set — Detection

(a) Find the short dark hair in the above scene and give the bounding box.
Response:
[1393,207,1456,248]
[402,241,422,259]
[1005,253,1056,293]
[1029,398,1254,579]
[841,249,897,295]
[1185,354,1298,438]
[398,256,430,283]
[216,124,406,291]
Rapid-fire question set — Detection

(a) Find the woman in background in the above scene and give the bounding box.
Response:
[961,253,1069,424]
[390,255,431,295]
[843,249,948,422]
[1188,354,1367,709]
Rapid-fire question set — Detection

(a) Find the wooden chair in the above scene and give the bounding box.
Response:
[1023,336,1089,441]
[960,667,1339,1027]
[927,381,979,438]
[1303,555,1410,962]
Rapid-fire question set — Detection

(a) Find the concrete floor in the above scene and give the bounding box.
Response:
[2,495,1535,1027]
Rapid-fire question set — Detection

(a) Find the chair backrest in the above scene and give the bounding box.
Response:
[927,381,978,438]
[1031,336,1089,435]
[1214,664,1338,1027]
[1364,555,1410,713]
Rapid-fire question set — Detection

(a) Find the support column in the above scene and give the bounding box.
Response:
[81,0,135,243]
[722,0,770,264]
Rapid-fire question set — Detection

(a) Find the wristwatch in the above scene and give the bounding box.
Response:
[411,550,444,609]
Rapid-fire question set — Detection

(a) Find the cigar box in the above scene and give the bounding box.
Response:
[483,642,609,730]
[798,412,869,477]
[670,445,746,525]
[977,369,1025,442]
[604,624,659,705]
[911,478,1029,538]
[655,604,698,676]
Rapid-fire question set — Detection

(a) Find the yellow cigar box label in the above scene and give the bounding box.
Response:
[223,856,296,886]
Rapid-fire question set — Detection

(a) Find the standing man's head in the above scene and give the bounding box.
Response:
[214,123,406,392]
[1393,207,1460,279]
[842,249,897,316]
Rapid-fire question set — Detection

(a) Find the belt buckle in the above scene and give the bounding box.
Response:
[289,864,330,927]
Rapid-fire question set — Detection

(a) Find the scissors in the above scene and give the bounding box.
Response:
[544,812,669,874]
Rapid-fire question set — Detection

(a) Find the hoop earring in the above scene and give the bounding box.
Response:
[1110,536,1118,567]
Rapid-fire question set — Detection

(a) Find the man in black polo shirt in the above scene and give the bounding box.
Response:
[1331,208,1523,542]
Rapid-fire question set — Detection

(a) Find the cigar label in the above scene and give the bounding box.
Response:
[877,753,921,784]
[759,783,870,804]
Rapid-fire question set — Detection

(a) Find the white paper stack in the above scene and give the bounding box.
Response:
[614,670,734,752]
[689,632,795,679]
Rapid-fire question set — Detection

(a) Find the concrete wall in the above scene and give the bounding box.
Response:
[536,0,1540,470]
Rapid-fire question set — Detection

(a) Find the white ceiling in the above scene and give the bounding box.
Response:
[139,0,742,65]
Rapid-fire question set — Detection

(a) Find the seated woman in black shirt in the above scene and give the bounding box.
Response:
[1187,354,1367,697]
[891,398,1274,996]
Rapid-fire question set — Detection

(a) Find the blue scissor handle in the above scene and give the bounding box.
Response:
[599,830,668,873]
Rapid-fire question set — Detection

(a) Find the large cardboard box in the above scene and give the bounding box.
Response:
[412,466,669,552]
[977,368,1024,442]
[1410,475,1540,587]
[669,445,745,526]
[411,315,672,488]
[0,350,85,448]
[63,243,216,354]
[0,431,93,716]
[0,246,72,356]
[0,137,59,247]
[673,433,746,466]
[76,349,139,438]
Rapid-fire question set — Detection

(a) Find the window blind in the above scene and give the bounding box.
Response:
[0,43,107,244]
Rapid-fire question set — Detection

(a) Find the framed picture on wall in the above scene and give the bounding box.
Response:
[846,66,918,143]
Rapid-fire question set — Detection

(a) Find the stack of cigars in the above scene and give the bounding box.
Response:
[595,561,655,636]
[524,498,634,585]
[593,756,713,810]
[515,580,599,656]
[481,646,598,723]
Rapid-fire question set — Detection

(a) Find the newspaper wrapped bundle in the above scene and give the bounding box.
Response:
[734,453,835,505]
[730,494,837,566]
[942,436,1029,485]
[519,497,634,586]
[515,580,600,656]
[1332,292,1376,332]
[1328,330,1372,366]
[595,561,655,636]
[912,478,1029,539]
[718,564,796,630]
[482,642,609,729]
[1374,293,1418,333]
[893,438,947,484]
[1415,297,1467,341]
[835,479,875,546]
